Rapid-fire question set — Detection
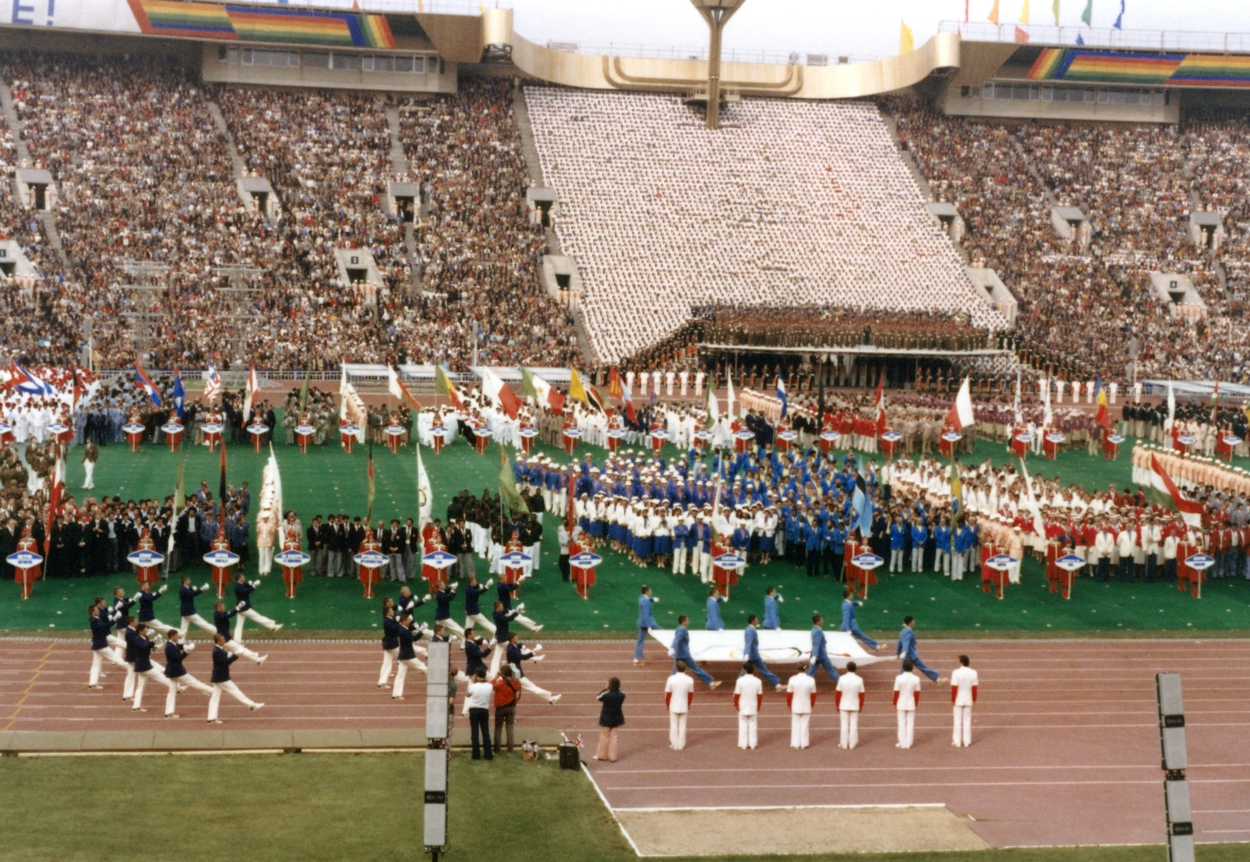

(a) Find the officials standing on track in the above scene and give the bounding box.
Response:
[951,655,979,747]
[893,660,921,749]
[786,663,816,749]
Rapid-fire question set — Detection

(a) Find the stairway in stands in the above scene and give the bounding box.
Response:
[511,85,597,367]
[0,76,72,271]
[385,104,424,295]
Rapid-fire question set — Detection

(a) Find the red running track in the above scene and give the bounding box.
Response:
[2,637,1248,848]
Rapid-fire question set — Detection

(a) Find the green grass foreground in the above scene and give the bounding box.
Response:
[0,752,1242,862]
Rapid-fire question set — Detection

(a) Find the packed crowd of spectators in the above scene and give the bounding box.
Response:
[693,304,993,351]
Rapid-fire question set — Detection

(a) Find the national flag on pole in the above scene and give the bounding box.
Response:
[44,456,64,556]
[204,364,221,404]
[4,361,53,395]
[267,443,284,532]
[134,362,162,407]
[945,377,975,430]
[1094,376,1112,430]
[568,368,590,407]
[1166,381,1176,430]
[1014,24,1030,42]
[434,365,462,410]
[416,419,432,529]
[899,20,914,53]
[172,369,186,420]
[480,368,522,420]
[704,373,719,430]
[366,441,376,522]
[71,366,83,411]
[218,442,228,516]
[1019,458,1047,538]
[241,364,260,425]
[521,367,565,412]
[1211,381,1219,425]
[950,460,963,518]
[1081,0,1092,25]
[776,375,789,419]
[1052,0,1060,25]
[499,445,529,518]
[610,370,636,422]
[1019,0,1030,23]
[586,384,605,414]
[874,369,886,437]
[1149,455,1204,528]
[1114,0,1125,30]
[387,365,422,411]
[851,475,873,539]
[726,368,736,419]
[298,369,311,415]
[989,0,1000,24]
[607,368,623,401]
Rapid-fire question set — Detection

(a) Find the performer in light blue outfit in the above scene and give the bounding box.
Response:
[670,615,718,687]
[762,586,783,630]
[635,584,659,664]
[741,614,781,689]
[705,587,726,630]
[806,614,840,682]
[839,588,878,650]
[897,615,943,682]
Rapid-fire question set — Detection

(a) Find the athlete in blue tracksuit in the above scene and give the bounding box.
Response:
[897,615,941,682]
[670,616,717,687]
[705,587,726,630]
[635,585,659,662]
[806,614,840,681]
[742,616,780,688]
[762,587,783,629]
[839,589,878,649]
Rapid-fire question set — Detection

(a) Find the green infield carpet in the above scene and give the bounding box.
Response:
[3,432,1249,637]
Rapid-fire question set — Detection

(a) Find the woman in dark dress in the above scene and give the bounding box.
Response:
[595,677,626,763]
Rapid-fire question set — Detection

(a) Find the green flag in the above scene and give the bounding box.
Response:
[499,445,528,518]
[1081,0,1092,26]
[298,368,310,415]
[704,373,719,430]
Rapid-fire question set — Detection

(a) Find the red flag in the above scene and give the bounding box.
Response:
[608,368,623,400]
[44,457,64,556]
[1014,25,1030,43]
[874,368,887,437]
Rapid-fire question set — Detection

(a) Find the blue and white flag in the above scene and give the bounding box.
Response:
[1114,0,1125,29]
[204,364,222,404]
[4,361,53,395]
[134,362,162,408]
[851,476,873,538]
[172,369,186,419]
[776,375,788,419]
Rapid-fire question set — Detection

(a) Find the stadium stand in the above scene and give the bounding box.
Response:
[523,87,1010,365]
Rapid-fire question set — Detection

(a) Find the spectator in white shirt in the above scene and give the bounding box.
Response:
[462,669,495,761]
[950,655,980,748]
[893,660,922,749]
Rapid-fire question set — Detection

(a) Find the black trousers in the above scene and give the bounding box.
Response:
[469,707,493,760]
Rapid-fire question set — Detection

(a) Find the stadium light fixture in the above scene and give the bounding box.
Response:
[689,0,747,130]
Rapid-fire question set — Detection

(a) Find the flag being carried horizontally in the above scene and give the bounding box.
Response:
[241,364,260,425]
[134,362,162,408]
[204,364,222,404]
[945,376,975,430]
[1149,454,1204,528]
[499,445,529,518]
[480,367,521,420]
[1094,376,1112,430]
[521,367,565,412]
[776,375,789,419]
[434,364,462,411]
[386,365,422,411]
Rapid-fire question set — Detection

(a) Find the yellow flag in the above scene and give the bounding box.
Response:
[1019,0,1030,24]
[900,21,914,54]
[568,368,588,405]
[989,0,1000,24]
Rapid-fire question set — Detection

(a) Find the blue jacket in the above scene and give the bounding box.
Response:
[810,625,828,662]
[934,525,952,551]
[397,593,427,618]
[465,583,488,616]
[839,598,862,632]
[897,626,920,662]
[889,523,907,551]
[744,625,763,662]
[179,584,207,617]
[463,638,489,677]
[382,615,402,650]
[164,641,189,679]
[638,595,658,629]
[762,595,781,630]
[434,586,457,621]
[705,596,725,630]
[132,634,156,673]
[122,626,139,662]
[671,625,693,659]
[233,580,255,612]
[136,588,162,623]
[211,645,236,683]
[496,581,519,611]
[90,614,111,650]
[911,523,928,546]
[398,622,424,661]
[493,609,519,643]
[213,608,237,639]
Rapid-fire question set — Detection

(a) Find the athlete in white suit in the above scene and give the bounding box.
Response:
[785,664,816,749]
[950,655,979,747]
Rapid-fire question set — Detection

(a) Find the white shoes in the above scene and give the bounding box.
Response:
[250,703,265,712]
[549,694,562,704]
[273,624,283,632]
[166,713,179,719]
[257,655,268,665]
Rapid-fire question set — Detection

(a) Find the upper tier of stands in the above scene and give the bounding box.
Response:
[523,87,1010,365]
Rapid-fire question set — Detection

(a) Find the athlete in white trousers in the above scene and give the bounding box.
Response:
[786,665,816,749]
[233,582,284,642]
[950,655,979,747]
[893,662,921,749]
[664,665,695,750]
[734,664,763,750]
[162,631,214,718]
[836,663,865,749]
[207,635,264,723]
[178,579,217,637]
[88,605,127,688]
[130,625,176,713]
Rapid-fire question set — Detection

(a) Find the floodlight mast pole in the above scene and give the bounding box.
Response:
[691,0,746,130]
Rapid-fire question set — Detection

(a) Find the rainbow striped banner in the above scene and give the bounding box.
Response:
[1025,47,1066,80]
[1170,54,1250,88]
[129,1,396,49]
[1026,49,1184,85]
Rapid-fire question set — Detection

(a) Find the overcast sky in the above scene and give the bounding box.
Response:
[509,1,1250,61]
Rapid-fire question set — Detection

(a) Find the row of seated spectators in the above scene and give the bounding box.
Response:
[693,304,994,351]
[0,54,579,373]
[887,96,1245,383]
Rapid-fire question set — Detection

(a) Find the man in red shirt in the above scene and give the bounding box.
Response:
[491,665,522,755]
